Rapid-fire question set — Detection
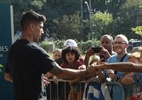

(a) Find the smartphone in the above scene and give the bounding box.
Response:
[99,54,105,62]
[92,46,102,53]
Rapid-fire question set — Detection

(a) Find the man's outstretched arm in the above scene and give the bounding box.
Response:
[49,63,97,80]
[94,62,142,72]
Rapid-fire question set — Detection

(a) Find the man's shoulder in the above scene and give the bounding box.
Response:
[112,51,117,55]
[107,54,117,62]
[109,54,117,58]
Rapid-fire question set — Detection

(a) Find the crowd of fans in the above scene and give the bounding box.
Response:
[45,34,142,100]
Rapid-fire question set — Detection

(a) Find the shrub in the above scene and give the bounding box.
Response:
[39,39,100,55]
[0,64,3,72]
[39,41,49,52]
[53,39,100,54]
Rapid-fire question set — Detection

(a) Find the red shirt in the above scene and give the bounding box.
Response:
[60,60,83,69]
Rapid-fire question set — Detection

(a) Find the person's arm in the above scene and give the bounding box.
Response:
[94,62,142,72]
[4,62,13,83]
[121,73,134,85]
[100,46,111,60]
[4,72,13,83]
[69,77,82,86]
[69,64,86,84]
[49,64,97,80]
[84,48,94,67]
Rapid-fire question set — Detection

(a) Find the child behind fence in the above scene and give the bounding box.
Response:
[60,46,85,100]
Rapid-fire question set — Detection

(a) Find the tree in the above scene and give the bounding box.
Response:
[9,0,142,41]
[91,11,114,39]
[132,26,142,36]
[42,0,82,40]
[53,12,82,40]
[90,0,126,18]
[10,0,46,34]
[119,0,142,39]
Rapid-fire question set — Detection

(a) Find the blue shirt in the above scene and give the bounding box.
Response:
[107,54,129,78]
[105,54,130,100]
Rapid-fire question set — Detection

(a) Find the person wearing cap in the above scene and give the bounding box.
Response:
[63,39,78,47]
[60,46,85,100]
[55,39,84,65]
[55,39,84,100]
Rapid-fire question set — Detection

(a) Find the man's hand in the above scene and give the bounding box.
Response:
[53,75,58,85]
[100,46,111,59]
[86,63,98,77]
[93,62,107,70]
[43,76,50,87]
[78,65,86,70]
[134,92,142,100]
[85,48,94,58]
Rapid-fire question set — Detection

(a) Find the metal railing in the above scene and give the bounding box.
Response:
[46,79,139,100]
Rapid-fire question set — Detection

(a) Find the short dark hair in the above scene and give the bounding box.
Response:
[62,46,81,63]
[101,34,113,43]
[20,10,46,30]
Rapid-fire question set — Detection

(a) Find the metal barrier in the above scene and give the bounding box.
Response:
[127,84,139,100]
[106,81,125,100]
[106,81,139,100]
[47,79,139,100]
[47,79,85,100]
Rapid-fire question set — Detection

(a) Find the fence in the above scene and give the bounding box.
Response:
[46,79,139,100]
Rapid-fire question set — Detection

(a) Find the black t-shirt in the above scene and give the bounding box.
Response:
[5,62,10,73]
[6,39,56,100]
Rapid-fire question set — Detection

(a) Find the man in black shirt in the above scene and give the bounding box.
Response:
[4,10,96,100]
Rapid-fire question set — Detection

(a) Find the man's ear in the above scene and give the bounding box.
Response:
[126,43,129,48]
[29,23,35,31]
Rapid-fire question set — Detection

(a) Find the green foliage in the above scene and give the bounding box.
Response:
[39,41,55,53]
[31,0,46,9]
[43,0,80,20]
[119,0,142,39]
[78,40,93,53]
[53,40,65,48]
[39,41,49,52]
[52,39,100,54]
[94,11,113,23]
[11,0,47,33]
[132,26,142,35]
[0,64,3,72]
[78,39,100,54]
[91,11,113,38]
[7,0,142,41]
[53,12,82,40]
[121,0,142,10]
[138,5,142,9]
